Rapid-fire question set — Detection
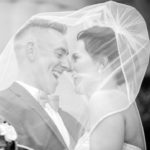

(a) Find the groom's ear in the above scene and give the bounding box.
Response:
[26,42,36,62]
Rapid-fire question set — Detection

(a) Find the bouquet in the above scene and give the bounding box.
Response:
[0,117,33,150]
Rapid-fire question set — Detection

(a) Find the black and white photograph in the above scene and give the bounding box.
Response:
[0,0,150,150]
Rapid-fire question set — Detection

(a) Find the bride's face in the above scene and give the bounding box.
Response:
[70,40,100,94]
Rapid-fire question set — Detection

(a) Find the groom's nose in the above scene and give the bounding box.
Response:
[60,57,72,72]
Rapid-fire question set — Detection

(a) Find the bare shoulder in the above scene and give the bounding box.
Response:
[122,102,146,149]
[97,111,125,134]
[90,112,125,150]
[122,102,142,135]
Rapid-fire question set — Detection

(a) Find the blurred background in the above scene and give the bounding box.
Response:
[0,0,149,149]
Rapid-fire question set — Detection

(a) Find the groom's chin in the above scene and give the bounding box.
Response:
[74,84,84,95]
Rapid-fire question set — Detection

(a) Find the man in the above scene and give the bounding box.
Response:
[0,19,81,150]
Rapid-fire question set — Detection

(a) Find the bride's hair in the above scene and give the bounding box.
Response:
[77,26,125,85]
[77,26,118,63]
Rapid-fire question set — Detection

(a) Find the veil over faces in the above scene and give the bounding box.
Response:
[0,1,149,141]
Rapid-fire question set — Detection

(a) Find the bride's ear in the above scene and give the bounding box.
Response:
[97,57,108,73]
[103,57,108,67]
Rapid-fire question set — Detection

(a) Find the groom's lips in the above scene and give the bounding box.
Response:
[52,66,66,79]
[52,70,62,79]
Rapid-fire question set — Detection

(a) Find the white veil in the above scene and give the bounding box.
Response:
[0,0,149,143]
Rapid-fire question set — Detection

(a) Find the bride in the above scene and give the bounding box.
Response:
[69,25,148,150]
[66,2,150,150]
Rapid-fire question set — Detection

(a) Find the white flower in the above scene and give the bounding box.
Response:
[0,123,17,142]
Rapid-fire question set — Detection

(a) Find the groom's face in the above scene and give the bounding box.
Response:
[33,29,69,94]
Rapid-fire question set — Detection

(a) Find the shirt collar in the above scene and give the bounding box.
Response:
[16,81,40,100]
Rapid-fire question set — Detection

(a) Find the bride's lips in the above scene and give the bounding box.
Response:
[72,72,89,79]
[72,72,92,86]
[72,73,84,85]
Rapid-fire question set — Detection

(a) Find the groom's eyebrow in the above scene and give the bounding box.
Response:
[56,47,69,55]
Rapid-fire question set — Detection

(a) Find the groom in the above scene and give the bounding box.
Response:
[0,19,81,150]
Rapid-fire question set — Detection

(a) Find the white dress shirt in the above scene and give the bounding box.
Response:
[16,81,70,148]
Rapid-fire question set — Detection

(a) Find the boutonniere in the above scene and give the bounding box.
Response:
[0,122,17,142]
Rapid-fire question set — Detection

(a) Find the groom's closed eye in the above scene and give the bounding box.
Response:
[55,48,68,59]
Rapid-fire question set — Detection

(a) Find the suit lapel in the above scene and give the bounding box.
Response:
[9,83,68,149]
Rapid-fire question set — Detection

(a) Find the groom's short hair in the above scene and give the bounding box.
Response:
[13,18,67,64]
[14,18,67,41]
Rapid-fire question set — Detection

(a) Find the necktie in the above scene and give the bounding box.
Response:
[38,91,71,148]
[38,91,59,112]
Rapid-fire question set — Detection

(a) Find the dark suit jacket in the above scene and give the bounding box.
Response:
[0,83,81,150]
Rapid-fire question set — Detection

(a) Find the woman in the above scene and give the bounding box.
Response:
[69,25,148,150]
[66,2,150,149]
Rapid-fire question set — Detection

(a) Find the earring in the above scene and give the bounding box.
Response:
[98,64,104,73]
[98,57,108,73]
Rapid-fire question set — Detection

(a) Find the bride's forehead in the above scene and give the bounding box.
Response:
[65,31,80,53]
[67,40,86,55]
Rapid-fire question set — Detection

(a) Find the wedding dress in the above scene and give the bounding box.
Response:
[75,134,142,150]
[74,90,144,150]
[75,135,142,150]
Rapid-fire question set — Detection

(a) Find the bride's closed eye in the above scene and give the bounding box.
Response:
[72,53,80,62]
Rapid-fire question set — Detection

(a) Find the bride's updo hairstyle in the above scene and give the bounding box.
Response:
[77,26,118,64]
[77,26,124,85]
